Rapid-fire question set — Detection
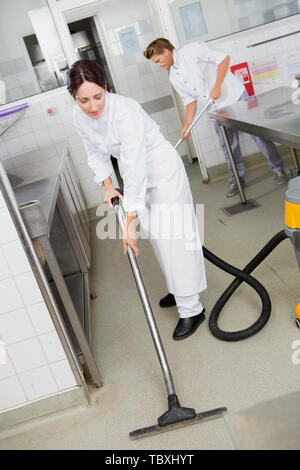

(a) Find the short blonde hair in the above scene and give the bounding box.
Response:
[144,38,174,59]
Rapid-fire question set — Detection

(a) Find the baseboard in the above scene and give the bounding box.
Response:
[206,145,294,183]
[0,386,88,435]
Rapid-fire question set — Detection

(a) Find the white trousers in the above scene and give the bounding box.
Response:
[174,294,204,318]
[138,140,207,317]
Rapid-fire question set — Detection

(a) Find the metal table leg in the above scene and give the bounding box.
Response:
[290,147,300,169]
[220,125,247,204]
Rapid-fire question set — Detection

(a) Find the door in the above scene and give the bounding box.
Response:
[67,15,116,93]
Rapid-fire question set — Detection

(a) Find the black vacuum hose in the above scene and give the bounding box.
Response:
[203,230,288,341]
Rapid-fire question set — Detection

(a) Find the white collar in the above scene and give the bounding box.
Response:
[172,49,180,70]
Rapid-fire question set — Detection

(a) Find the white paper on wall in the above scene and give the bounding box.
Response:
[250,56,281,84]
[284,52,300,82]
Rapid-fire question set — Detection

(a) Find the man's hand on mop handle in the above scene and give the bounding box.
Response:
[179,98,216,143]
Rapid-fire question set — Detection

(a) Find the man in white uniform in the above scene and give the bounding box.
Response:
[144,38,287,196]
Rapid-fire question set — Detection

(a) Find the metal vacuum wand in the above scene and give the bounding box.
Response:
[174,99,214,150]
[111,194,227,440]
[111,195,176,397]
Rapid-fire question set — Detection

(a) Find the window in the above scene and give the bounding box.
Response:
[0,0,68,104]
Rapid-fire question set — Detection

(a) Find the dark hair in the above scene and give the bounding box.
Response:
[144,38,174,59]
[67,59,107,98]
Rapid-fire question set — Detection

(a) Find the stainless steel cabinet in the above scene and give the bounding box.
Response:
[9,144,102,387]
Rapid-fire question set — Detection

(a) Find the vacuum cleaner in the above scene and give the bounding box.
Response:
[110,101,300,439]
[174,99,300,341]
[112,195,227,440]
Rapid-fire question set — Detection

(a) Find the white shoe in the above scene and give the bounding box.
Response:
[226,181,245,197]
[275,170,287,184]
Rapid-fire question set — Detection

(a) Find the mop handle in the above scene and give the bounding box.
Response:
[174,99,214,150]
[111,195,176,397]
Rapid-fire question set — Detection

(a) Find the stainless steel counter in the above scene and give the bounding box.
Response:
[0,142,102,388]
[209,86,300,149]
[208,86,300,205]
[13,176,59,229]
[2,143,67,227]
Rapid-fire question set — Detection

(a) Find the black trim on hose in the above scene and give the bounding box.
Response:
[203,230,288,341]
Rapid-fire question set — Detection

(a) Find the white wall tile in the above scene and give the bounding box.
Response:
[14,118,33,137]
[125,64,139,79]
[8,337,47,373]
[48,125,67,143]
[50,360,77,390]
[5,137,23,156]
[200,136,218,153]
[0,248,11,281]
[62,121,77,138]
[0,308,35,344]
[39,331,66,363]
[26,302,55,335]
[0,278,24,314]
[45,113,63,128]
[20,133,38,153]
[14,271,44,306]
[0,376,27,411]
[26,102,42,117]
[0,353,15,380]
[0,207,19,244]
[203,148,225,167]
[39,97,60,117]
[155,83,172,98]
[53,93,74,116]
[34,128,52,148]
[142,88,157,101]
[2,125,18,140]
[67,134,84,153]
[29,114,47,132]
[19,365,58,401]
[1,240,31,276]
[0,141,8,158]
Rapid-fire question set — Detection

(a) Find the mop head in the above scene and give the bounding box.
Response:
[129,394,227,440]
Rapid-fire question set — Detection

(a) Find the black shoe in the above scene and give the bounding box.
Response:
[173,310,206,341]
[159,293,176,308]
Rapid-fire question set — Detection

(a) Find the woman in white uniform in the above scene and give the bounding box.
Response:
[67,59,207,340]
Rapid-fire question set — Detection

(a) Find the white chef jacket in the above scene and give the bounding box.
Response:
[73,92,165,212]
[73,92,207,298]
[169,41,245,109]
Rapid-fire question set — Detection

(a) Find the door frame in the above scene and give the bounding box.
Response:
[47,0,119,92]
[48,0,208,179]
[154,0,209,178]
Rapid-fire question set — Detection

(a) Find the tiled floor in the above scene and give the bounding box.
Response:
[1,154,300,450]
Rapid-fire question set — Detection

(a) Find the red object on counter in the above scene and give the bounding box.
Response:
[230,62,254,96]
